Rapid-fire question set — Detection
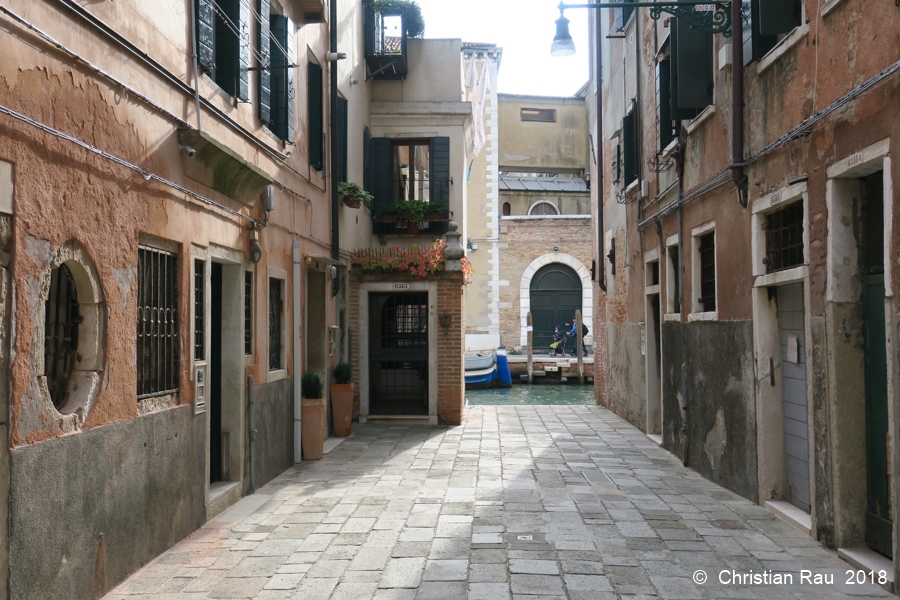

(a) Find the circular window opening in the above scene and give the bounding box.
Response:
[44,263,81,411]
[528,201,559,216]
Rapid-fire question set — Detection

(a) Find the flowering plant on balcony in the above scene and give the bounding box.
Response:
[338,182,373,209]
[352,240,473,280]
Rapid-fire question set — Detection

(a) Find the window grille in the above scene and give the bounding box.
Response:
[244,271,253,355]
[698,233,716,312]
[137,246,179,398]
[194,259,205,361]
[764,201,804,273]
[44,263,79,410]
[529,202,559,216]
[269,278,283,370]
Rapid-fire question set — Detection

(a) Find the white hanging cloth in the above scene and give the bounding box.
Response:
[472,59,494,157]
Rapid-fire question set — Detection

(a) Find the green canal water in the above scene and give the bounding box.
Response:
[466,385,594,406]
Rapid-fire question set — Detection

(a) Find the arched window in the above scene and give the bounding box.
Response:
[528,201,559,216]
[502,202,511,216]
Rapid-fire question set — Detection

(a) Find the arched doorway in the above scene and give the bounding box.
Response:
[530,263,582,351]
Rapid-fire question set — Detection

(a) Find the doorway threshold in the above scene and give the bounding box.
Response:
[207,481,241,520]
[764,500,811,536]
[838,547,894,593]
[362,415,435,426]
[323,436,348,454]
[646,433,662,446]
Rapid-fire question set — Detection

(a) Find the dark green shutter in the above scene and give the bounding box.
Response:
[308,62,323,170]
[614,0,633,31]
[238,0,250,101]
[657,60,674,151]
[622,113,637,185]
[257,0,271,123]
[286,21,295,144]
[371,137,392,215]
[759,0,801,36]
[269,15,289,139]
[214,0,240,96]
[743,0,778,65]
[363,127,373,194]
[670,19,710,119]
[336,97,348,183]
[612,142,621,183]
[429,137,450,206]
[196,0,215,71]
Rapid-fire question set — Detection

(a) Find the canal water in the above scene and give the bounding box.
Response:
[466,385,594,406]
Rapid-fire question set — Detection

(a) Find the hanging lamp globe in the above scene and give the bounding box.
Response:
[550,14,576,57]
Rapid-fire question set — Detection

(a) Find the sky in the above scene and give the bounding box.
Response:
[414,0,590,97]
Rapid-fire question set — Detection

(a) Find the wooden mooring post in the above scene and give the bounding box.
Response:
[576,309,584,384]
[526,312,533,383]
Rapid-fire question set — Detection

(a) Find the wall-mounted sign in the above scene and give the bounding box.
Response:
[392,283,410,290]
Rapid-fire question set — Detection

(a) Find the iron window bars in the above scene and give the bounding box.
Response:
[44,264,80,409]
[137,246,179,398]
[194,259,205,361]
[698,232,716,312]
[764,201,804,273]
[269,278,283,370]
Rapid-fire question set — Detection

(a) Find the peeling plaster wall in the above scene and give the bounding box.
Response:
[250,377,294,490]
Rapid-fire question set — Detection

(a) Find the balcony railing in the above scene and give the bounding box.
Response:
[364,2,408,80]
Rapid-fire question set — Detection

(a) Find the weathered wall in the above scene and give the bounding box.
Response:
[605,322,645,428]
[498,95,588,174]
[371,39,464,103]
[500,191,591,216]
[662,321,759,502]
[437,272,466,424]
[9,405,206,600]
[251,377,294,490]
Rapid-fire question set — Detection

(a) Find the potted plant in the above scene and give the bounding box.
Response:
[331,361,353,436]
[339,181,373,209]
[301,370,326,460]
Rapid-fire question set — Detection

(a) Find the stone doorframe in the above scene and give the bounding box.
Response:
[519,253,592,346]
[358,281,439,425]
[750,180,814,535]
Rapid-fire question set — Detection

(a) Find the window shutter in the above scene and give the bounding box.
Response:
[195,0,215,71]
[363,127,373,194]
[286,21,295,144]
[670,18,712,116]
[622,113,637,185]
[215,0,240,96]
[743,0,778,64]
[238,0,250,101]
[269,15,289,139]
[429,137,451,206]
[336,97,348,183]
[614,0,633,31]
[371,137,392,215]
[759,0,801,36]
[657,59,674,151]
[257,0,271,123]
[308,62,323,170]
[611,142,621,183]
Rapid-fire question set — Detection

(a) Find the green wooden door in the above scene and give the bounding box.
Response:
[530,264,582,351]
[864,273,891,558]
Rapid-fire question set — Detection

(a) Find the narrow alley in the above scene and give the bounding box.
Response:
[106,406,891,600]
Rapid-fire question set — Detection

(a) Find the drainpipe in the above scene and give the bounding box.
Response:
[731,0,746,205]
[329,0,339,261]
[248,373,256,491]
[595,6,606,293]
[188,0,202,130]
[293,241,303,463]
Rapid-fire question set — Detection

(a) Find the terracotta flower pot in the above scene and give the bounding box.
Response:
[330,383,354,436]
[301,396,326,460]
[342,196,361,208]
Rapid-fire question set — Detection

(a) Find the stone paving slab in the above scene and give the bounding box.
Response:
[105,406,893,599]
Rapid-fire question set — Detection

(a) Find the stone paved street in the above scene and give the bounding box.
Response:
[106,406,893,599]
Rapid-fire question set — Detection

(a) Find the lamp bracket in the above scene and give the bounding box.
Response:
[559,1,732,37]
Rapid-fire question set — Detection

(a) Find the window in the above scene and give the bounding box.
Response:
[614,0,634,31]
[670,18,713,121]
[194,259,205,361]
[502,202,511,216]
[336,96,349,183]
[268,277,283,371]
[741,0,802,65]
[308,62,324,170]
[656,59,678,151]
[528,201,559,216]
[195,0,249,100]
[520,108,556,123]
[764,201,804,273]
[667,243,682,314]
[244,271,253,355]
[622,110,638,185]
[137,246,179,397]
[44,264,79,411]
[368,136,450,216]
[611,140,622,183]
[647,260,660,286]
[698,233,716,312]
[267,14,296,142]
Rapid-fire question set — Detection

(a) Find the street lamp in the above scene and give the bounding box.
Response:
[550,0,733,56]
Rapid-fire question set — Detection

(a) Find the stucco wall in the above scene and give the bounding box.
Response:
[498,95,588,174]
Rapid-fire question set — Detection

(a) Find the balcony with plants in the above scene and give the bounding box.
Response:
[364,0,425,80]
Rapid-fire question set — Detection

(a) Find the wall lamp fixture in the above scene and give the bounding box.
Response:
[551,0,732,56]
[250,228,262,263]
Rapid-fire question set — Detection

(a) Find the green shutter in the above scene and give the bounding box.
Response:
[269,15,289,139]
[336,97,348,183]
[743,0,778,65]
[257,0,271,122]
[657,60,674,151]
[308,62,323,170]
[195,0,215,71]
[429,137,450,206]
[611,142,621,183]
[286,20,295,144]
[371,137,392,214]
[622,113,637,185]
[238,0,250,101]
[669,19,705,120]
[363,127,373,194]
[614,0,633,31]
[673,18,713,111]
[214,0,240,96]
[759,0,801,36]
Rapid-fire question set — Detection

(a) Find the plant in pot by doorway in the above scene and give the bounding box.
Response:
[301,370,326,460]
[331,361,354,436]
[338,181,373,209]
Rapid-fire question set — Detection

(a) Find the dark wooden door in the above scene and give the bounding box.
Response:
[369,292,429,415]
[530,264,582,350]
